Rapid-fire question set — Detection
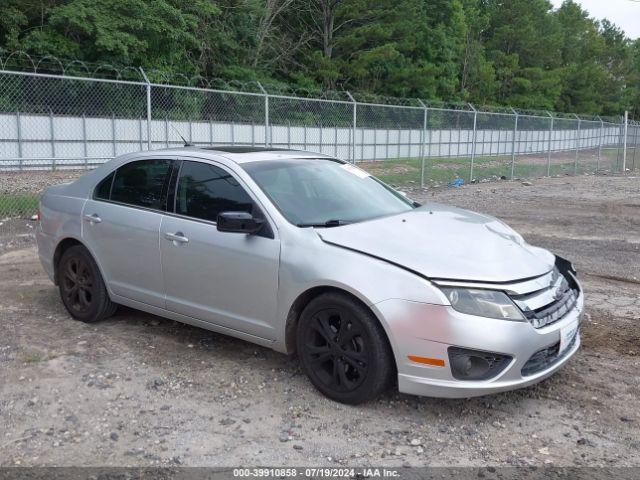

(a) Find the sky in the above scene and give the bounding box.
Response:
[550,0,640,39]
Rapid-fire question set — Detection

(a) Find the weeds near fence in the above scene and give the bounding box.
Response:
[0,194,37,217]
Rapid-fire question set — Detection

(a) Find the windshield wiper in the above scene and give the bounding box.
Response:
[297,219,350,228]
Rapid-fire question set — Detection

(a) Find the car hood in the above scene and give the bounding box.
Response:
[315,203,555,283]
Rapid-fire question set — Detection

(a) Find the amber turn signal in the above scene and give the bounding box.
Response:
[408,355,445,367]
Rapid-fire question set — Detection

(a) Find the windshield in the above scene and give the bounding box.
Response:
[242,159,415,227]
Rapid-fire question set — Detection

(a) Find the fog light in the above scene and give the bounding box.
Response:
[448,347,512,381]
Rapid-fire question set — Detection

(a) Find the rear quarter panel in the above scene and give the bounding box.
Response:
[37,187,87,281]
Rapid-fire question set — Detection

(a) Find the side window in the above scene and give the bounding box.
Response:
[94,171,115,200]
[175,161,254,222]
[111,159,172,210]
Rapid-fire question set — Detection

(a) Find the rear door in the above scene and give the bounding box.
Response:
[82,158,173,307]
[160,159,280,339]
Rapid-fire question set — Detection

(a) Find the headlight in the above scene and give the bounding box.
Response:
[440,288,526,321]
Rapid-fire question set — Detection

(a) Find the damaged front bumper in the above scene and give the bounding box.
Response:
[373,264,584,399]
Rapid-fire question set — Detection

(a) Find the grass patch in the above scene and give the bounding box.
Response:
[360,155,512,186]
[0,194,38,218]
[22,351,44,364]
[359,150,629,188]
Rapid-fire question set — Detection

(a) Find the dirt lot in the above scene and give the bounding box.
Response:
[0,174,639,468]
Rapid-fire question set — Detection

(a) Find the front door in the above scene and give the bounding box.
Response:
[160,160,280,339]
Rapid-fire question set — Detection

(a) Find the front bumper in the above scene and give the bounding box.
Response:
[372,287,584,399]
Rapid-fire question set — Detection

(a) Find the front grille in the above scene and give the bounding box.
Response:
[522,284,578,328]
[511,267,580,329]
[521,329,578,376]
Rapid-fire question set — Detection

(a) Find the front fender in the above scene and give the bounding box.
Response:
[273,232,448,353]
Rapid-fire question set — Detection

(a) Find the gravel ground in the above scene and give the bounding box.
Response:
[0,170,85,197]
[0,174,638,468]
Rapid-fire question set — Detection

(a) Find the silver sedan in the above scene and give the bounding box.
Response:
[36,146,583,404]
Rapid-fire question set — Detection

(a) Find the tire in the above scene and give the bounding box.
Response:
[296,292,395,404]
[57,245,117,323]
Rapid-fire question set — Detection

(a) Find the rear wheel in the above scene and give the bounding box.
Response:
[58,245,117,323]
[296,292,394,404]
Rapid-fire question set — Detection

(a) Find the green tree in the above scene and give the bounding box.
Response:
[483,0,563,109]
[0,0,219,76]
[0,0,638,116]
[630,39,640,118]
[598,20,634,116]
[287,0,467,99]
[554,1,608,113]
[458,0,497,104]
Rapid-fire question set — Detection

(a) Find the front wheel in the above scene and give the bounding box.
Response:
[57,245,117,323]
[296,292,395,404]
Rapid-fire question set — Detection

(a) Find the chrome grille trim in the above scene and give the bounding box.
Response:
[511,267,579,328]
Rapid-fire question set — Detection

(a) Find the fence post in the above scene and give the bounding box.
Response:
[138,117,143,150]
[257,82,269,147]
[82,114,88,169]
[468,103,478,182]
[597,116,604,173]
[346,92,357,163]
[49,110,56,171]
[16,111,23,171]
[573,114,581,175]
[139,67,152,151]
[510,107,518,179]
[303,124,307,150]
[111,113,117,158]
[622,110,628,172]
[546,111,553,176]
[417,99,428,188]
[616,120,623,171]
[373,123,377,161]
[632,121,638,171]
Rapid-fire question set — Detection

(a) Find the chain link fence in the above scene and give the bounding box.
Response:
[1,67,638,238]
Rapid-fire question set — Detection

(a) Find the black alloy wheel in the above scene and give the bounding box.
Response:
[61,255,94,315]
[58,245,117,323]
[297,292,395,404]
[304,307,369,393]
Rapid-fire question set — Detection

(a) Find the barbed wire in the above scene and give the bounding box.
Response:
[0,49,628,122]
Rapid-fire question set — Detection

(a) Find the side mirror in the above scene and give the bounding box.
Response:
[217,211,264,234]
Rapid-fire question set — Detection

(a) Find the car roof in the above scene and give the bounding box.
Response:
[141,145,338,164]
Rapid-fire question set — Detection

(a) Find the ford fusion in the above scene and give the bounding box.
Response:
[36,147,583,404]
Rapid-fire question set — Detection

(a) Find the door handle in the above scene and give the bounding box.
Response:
[84,213,102,224]
[164,231,189,244]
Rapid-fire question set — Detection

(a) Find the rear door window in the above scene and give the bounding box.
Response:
[94,171,114,200]
[110,159,172,210]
